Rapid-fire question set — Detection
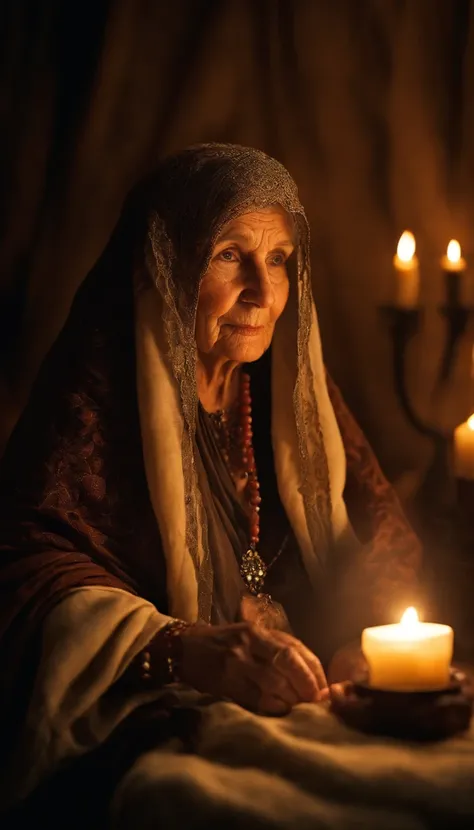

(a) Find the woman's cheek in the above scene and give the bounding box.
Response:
[274,281,290,320]
[208,316,223,348]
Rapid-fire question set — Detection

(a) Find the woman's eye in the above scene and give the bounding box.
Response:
[219,249,237,262]
[269,252,285,266]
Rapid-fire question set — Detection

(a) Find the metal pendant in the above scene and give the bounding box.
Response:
[240,547,267,595]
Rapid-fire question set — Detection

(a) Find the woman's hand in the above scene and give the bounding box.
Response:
[179,622,327,714]
[327,640,368,685]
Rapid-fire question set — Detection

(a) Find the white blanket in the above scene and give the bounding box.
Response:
[111,695,474,830]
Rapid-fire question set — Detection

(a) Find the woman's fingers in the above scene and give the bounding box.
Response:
[316,682,347,703]
[248,628,321,702]
[316,686,331,703]
[292,641,328,692]
[182,622,328,714]
[270,630,328,694]
[257,665,300,708]
[228,642,299,710]
[327,642,368,684]
[271,645,321,702]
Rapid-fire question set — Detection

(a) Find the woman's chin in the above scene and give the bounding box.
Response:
[203,329,273,364]
[223,329,273,363]
[227,342,268,364]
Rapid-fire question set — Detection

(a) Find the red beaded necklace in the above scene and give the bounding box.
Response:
[209,371,268,594]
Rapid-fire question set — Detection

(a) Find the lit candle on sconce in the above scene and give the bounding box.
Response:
[393,231,420,309]
[454,413,474,481]
[441,239,467,306]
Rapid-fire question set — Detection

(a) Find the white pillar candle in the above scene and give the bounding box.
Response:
[393,231,420,309]
[441,239,467,305]
[454,414,474,480]
[362,607,453,691]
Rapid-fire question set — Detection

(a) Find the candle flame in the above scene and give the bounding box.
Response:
[468,415,474,431]
[397,231,416,263]
[447,239,461,264]
[400,606,419,627]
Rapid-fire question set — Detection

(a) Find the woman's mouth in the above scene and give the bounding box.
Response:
[226,324,265,337]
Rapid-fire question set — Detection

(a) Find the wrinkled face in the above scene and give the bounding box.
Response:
[195,207,295,365]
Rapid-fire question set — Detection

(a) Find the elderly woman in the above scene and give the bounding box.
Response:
[0,144,420,825]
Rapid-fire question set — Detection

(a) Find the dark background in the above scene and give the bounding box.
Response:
[1,0,473,514]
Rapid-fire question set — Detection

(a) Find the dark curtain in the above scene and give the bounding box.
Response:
[1,0,474,503]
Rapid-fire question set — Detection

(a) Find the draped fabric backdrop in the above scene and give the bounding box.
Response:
[1,0,474,508]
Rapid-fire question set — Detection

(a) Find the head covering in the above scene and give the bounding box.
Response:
[132,143,354,622]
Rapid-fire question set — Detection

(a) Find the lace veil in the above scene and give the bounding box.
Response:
[133,144,354,623]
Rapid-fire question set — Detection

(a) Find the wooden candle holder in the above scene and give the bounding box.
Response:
[330,668,473,741]
[379,305,442,439]
[437,304,474,384]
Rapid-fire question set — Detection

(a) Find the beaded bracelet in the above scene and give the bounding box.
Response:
[137,618,191,686]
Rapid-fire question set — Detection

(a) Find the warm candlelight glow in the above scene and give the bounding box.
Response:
[400,606,419,627]
[393,231,419,307]
[447,239,461,264]
[454,414,474,479]
[362,607,453,690]
[442,238,466,289]
[397,231,416,263]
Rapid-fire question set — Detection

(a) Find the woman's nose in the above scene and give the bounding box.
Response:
[243,261,275,308]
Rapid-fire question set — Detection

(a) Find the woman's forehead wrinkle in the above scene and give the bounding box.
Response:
[216,210,294,245]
